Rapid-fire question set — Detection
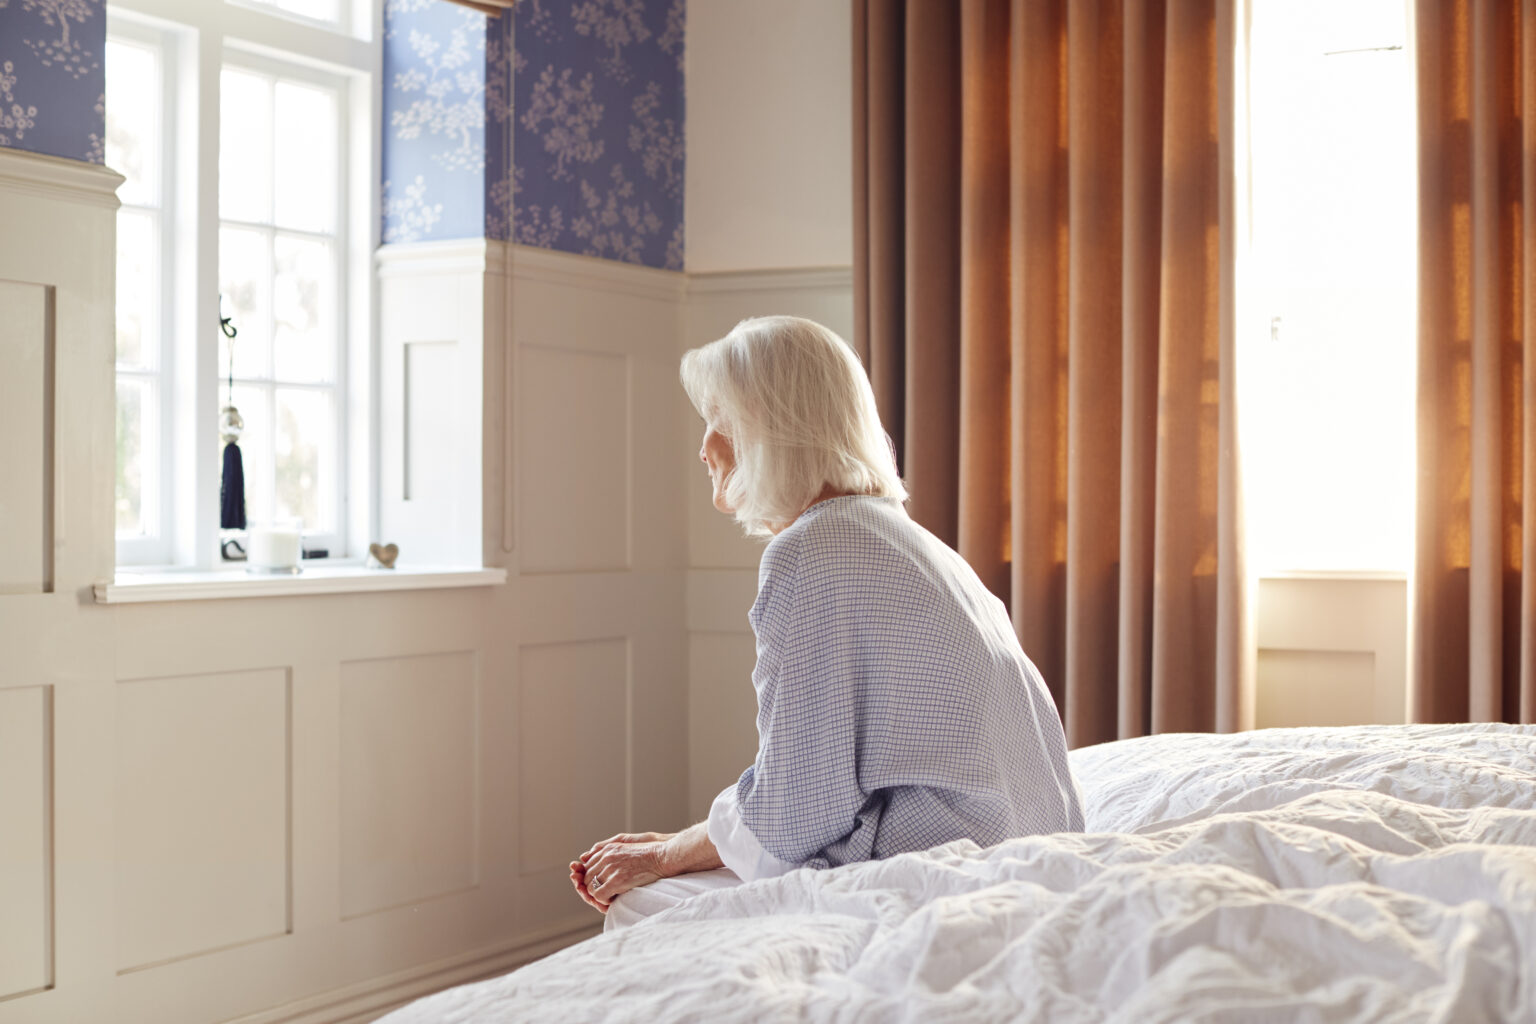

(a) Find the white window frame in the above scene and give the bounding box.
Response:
[108,0,381,570]
[109,17,179,566]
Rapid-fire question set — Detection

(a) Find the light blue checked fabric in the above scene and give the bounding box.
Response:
[722,494,1084,873]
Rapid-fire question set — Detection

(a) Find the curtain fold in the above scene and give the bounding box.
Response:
[854,0,1251,746]
[1413,0,1535,725]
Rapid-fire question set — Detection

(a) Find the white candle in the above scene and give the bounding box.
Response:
[248,524,302,571]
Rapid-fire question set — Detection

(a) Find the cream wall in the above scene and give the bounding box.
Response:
[684,0,854,273]
[682,272,856,822]
[0,149,691,1024]
[0,7,862,1017]
[680,0,858,819]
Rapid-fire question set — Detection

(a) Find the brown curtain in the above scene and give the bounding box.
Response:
[852,0,1252,748]
[1413,0,1536,724]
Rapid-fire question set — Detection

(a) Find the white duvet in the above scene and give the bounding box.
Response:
[384,724,1536,1023]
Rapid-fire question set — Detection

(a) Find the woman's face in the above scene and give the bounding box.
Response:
[699,423,736,514]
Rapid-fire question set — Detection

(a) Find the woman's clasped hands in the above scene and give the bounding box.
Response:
[569,832,674,913]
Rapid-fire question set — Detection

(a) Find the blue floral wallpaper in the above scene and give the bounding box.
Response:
[383,0,684,270]
[382,0,508,242]
[511,0,684,269]
[0,0,106,164]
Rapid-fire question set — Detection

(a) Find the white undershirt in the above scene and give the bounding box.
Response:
[706,783,801,883]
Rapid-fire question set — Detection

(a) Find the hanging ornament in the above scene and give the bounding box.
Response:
[218,298,247,531]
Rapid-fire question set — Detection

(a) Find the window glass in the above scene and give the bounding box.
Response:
[105,39,159,206]
[1246,0,1416,573]
[220,63,343,537]
[219,67,274,224]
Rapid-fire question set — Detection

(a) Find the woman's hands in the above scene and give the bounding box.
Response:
[569,832,674,913]
[569,823,727,913]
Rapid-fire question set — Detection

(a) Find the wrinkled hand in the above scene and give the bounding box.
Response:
[569,832,676,913]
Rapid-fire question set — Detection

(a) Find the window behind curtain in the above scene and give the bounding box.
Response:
[1245,0,1416,574]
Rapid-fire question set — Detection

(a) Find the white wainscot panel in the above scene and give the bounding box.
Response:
[1257,649,1377,729]
[116,668,290,972]
[403,340,459,506]
[686,633,760,822]
[517,345,630,574]
[0,280,52,595]
[519,638,629,875]
[0,686,51,999]
[339,651,479,919]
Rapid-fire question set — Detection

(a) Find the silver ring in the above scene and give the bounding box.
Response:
[589,874,602,889]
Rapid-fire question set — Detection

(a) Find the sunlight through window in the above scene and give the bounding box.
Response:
[1245,0,1416,574]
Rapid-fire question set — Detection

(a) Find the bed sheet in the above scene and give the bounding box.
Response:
[381,723,1536,1024]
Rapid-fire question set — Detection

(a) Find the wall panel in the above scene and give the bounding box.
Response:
[339,651,479,920]
[403,340,459,504]
[0,280,53,595]
[516,345,631,574]
[1256,649,1377,729]
[518,638,629,875]
[115,668,290,972]
[1256,576,1408,726]
[0,686,51,1000]
[686,633,759,822]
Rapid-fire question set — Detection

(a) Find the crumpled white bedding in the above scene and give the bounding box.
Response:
[381,723,1536,1023]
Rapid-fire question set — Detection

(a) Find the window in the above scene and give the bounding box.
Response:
[107,27,173,565]
[107,1,378,568]
[218,60,346,554]
[1244,0,1416,574]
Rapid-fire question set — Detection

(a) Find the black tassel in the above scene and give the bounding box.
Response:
[221,441,246,529]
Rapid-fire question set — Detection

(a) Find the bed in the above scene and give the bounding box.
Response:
[381,723,1536,1022]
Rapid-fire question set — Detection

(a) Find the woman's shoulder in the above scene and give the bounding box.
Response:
[761,495,910,582]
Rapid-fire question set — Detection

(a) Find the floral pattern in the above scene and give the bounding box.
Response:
[384,0,683,267]
[382,0,494,242]
[0,0,104,163]
[513,0,684,269]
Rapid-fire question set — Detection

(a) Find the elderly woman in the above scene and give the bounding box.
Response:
[570,315,1082,919]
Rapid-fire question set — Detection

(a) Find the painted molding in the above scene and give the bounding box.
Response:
[224,920,601,1024]
[0,147,123,210]
[687,265,853,297]
[95,565,507,603]
[508,243,685,303]
[377,242,846,302]
[375,238,506,279]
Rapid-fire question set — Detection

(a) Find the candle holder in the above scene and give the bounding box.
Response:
[247,521,304,575]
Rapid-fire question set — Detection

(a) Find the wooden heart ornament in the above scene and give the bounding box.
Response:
[367,542,399,569]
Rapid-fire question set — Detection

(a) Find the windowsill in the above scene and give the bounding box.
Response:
[94,564,508,604]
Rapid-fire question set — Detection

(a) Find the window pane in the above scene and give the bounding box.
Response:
[274,81,338,233]
[274,388,332,532]
[116,377,156,537]
[1246,0,1415,573]
[220,67,273,224]
[228,384,273,527]
[273,234,334,382]
[116,208,159,368]
[219,226,273,380]
[106,39,160,207]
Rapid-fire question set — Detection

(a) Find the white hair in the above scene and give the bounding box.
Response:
[680,315,908,537]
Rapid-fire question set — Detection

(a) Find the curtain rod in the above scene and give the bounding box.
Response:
[440,0,516,15]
